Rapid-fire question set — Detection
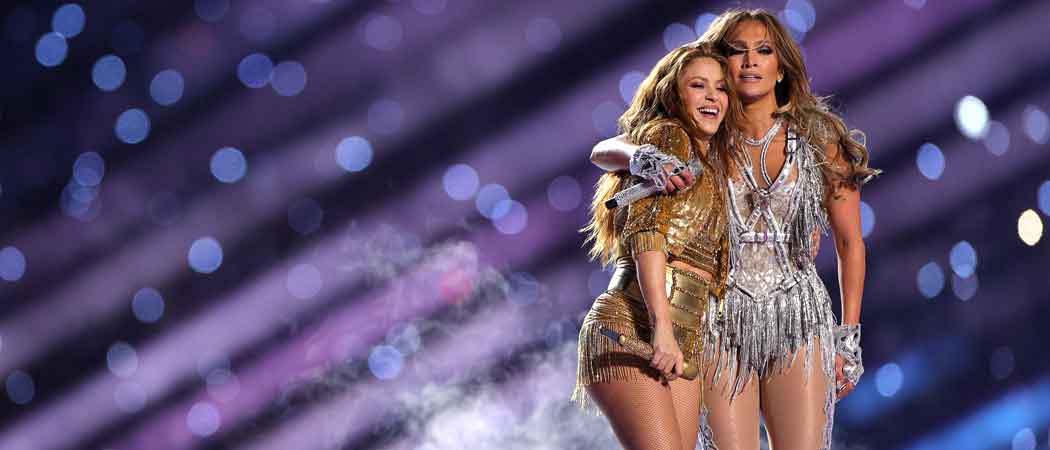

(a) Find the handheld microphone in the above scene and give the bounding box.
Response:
[598,326,699,380]
[605,159,703,210]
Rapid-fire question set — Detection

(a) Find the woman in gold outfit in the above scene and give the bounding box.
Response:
[572,43,745,450]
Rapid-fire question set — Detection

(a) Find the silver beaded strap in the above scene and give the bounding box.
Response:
[629,144,688,190]
[834,323,864,387]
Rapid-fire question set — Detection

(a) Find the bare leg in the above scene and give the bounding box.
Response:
[588,377,686,450]
[700,367,762,450]
[759,340,834,450]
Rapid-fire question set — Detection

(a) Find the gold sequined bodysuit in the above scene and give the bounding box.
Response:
[573,120,729,412]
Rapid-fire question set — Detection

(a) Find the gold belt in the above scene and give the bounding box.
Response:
[606,259,710,329]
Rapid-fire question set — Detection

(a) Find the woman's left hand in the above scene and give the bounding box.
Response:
[835,354,855,400]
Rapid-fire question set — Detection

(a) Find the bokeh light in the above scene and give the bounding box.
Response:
[784,0,817,32]
[982,121,1010,156]
[591,101,623,138]
[954,95,990,140]
[475,184,512,219]
[860,201,875,238]
[188,237,224,274]
[6,370,35,405]
[335,136,374,172]
[443,164,480,200]
[369,345,404,380]
[381,326,419,362]
[51,4,86,38]
[493,200,528,235]
[271,61,307,97]
[132,287,165,323]
[0,246,27,282]
[35,32,68,67]
[1012,428,1036,450]
[916,262,944,299]
[150,69,185,106]
[949,241,977,278]
[694,13,718,36]
[186,402,222,437]
[1022,106,1049,144]
[619,71,645,105]
[237,53,274,88]
[210,147,248,184]
[1038,181,1050,216]
[115,108,151,144]
[1017,209,1043,246]
[916,143,945,180]
[92,55,127,92]
[875,362,903,397]
[951,272,979,301]
[106,342,139,378]
[73,152,106,187]
[662,23,695,51]
[286,263,323,300]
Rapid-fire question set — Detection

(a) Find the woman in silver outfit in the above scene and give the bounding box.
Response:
[590,9,879,450]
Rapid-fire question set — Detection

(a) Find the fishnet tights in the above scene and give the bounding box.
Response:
[587,374,703,450]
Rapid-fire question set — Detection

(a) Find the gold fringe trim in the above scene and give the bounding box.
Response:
[627,230,667,256]
[571,292,704,415]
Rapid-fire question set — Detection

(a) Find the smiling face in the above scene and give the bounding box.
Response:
[677,56,729,138]
[725,20,782,104]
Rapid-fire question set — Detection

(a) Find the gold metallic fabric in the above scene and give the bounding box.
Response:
[572,260,714,413]
[619,121,730,296]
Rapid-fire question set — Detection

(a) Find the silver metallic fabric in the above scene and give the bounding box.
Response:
[834,323,864,387]
[702,128,837,399]
[629,143,688,190]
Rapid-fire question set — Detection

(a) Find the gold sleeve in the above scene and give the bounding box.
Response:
[621,122,694,257]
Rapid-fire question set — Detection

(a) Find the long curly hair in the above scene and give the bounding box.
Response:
[582,43,744,267]
[698,8,880,195]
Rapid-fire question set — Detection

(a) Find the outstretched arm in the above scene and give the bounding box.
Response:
[590,135,694,193]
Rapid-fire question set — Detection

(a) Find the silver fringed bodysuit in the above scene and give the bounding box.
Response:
[701,127,837,440]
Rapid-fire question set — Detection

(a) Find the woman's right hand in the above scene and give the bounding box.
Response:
[649,322,685,381]
[661,165,694,193]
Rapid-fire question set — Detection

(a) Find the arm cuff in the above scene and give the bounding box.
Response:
[628,231,667,256]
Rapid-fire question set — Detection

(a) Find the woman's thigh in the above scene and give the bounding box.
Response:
[759,343,834,450]
[701,370,762,450]
[588,378,686,450]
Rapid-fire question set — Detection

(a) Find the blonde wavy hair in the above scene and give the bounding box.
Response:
[582,43,744,267]
[698,8,880,194]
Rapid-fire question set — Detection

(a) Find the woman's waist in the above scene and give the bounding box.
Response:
[727,267,827,301]
[602,259,715,326]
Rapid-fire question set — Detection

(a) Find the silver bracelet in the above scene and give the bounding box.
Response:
[834,323,864,387]
[628,144,687,190]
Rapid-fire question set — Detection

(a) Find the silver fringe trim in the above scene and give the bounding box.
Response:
[788,132,831,268]
[702,272,837,399]
[699,405,719,450]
